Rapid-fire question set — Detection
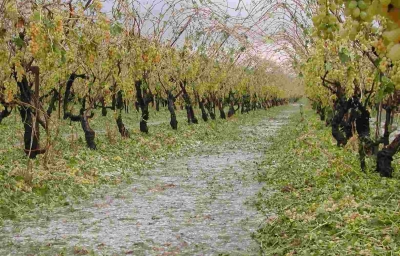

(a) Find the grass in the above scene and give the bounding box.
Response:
[0,104,286,223]
[254,103,400,255]
[4,100,398,255]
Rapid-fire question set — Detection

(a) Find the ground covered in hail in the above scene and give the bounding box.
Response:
[0,104,297,255]
[1,102,398,255]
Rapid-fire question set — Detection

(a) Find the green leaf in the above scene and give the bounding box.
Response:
[376,89,386,102]
[52,42,60,53]
[12,37,25,48]
[373,70,380,83]
[60,49,66,64]
[325,62,332,71]
[374,58,381,67]
[381,76,395,94]
[376,76,395,102]
[33,11,41,22]
[110,23,123,36]
[338,49,350,64]
[43,19,55,29]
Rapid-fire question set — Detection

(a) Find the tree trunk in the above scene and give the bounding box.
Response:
[317,104,326,121]
[356,105,371,172]
[20,105,43,158]
[383,107,392,146]
[331,97,348,146]
[375,103,382,140]
[206,97,215,120]
[180,82,198,124]
[101,98,107,116]
[63,73,86,119]
[155,95,160,111]
[116,112,129,138]
[46,89,59,117]
[376,133,400,177]
[115,91,129,138]
[16,72,45,158]
[198,95,208,122]
[63,74,96,150]
[218,99,226,119]
[167,91,178,130]
[135,80,149,133]
[0,107,11,124]
[228,103,235,117]
[227,91,235,117]
[80,110,96,150]
[200,102,208,122]
[78,97,97,150]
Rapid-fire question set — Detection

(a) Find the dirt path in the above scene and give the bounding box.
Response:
[0,106,299,255]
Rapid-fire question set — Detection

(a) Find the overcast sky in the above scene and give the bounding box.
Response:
[100,0,253,45]
[99,0,299,64]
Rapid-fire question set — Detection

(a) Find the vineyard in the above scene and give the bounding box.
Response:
[0,0,399,254]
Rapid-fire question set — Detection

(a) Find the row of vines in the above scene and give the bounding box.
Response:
[0,0,301,162]
[279,0,400,177]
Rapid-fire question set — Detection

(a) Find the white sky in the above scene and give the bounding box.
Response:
[99,0,304,66]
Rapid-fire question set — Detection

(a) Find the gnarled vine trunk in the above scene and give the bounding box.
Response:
[63,73,96,149]
[216,97,226,119]
[19,106,43,158]
[46,88,59,117]
[228,102,235,117]
[180,82,198,124]
[115,90,130,138]
[196,93,208,122]
[356,104,371,172]
[383,106,392,146]
[331,97,349,147]
[205,97,216,120]
[80,107,96,150]
[376,134,400,178]
[167,91,178,130]
[155,94,161,112]
[199,99,208,122]
[227,91,235,117]
[0,107,11,124]
[135,80,150,133]
[100,97,107,116]
[16,71,45,158]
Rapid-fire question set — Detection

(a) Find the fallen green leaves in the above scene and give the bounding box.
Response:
[254,104,400,255]
[0,108,243,222]
[1,105,280,223]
